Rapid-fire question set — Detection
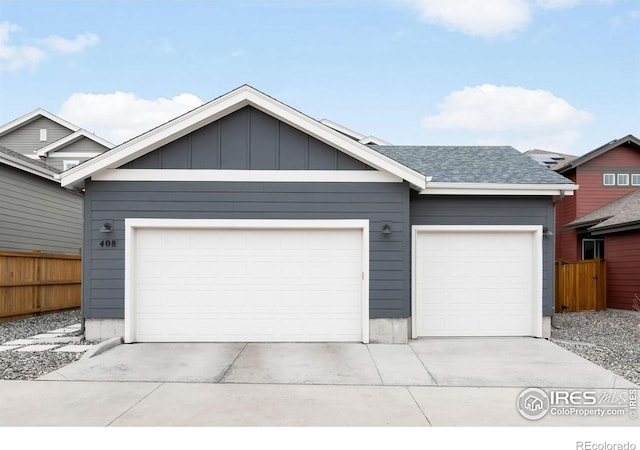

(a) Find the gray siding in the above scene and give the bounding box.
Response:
[0,117,74,154]
[46,137,109,171]
[0,164,83,254]
[122,107,371,171]
[83,180,410,320]
[410,194,556,316]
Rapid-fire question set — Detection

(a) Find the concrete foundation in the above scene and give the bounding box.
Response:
[85,319,124,342]
[368,318,410,344]
[542,316,551,339]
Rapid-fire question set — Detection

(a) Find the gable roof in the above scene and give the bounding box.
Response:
[0,145,60,181]
[372,145,576,195]
[566,189,640,235]
[60,85,428,190]
[59,85,577,196]
[0,108,79,137]
[557,134,640,174]
[36,129,114,157]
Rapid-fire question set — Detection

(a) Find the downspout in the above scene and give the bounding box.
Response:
[551,190,566,330]
[553,190,566,206]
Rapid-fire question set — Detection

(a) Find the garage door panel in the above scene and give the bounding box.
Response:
[131,226,364,342]
[415,228,539,337]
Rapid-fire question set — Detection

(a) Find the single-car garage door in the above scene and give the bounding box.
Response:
[413,225,542,337]
[125,219,368,343]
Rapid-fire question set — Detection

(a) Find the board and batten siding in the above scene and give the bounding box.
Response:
[410,194,556,316]
[0,165,83,254]
[122,106,372,171]
[83,180,410,320]
[0,117,73,155]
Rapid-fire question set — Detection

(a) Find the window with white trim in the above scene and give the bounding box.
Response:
[617,173,629,186]
[39,129,47,141]
[632,174,640,186]
[602,173,615,186]
[63,160,80,171]
[582,239,605,260]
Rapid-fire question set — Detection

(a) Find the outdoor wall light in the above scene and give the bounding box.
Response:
[382,224,392,235]
[100,222,113,233]
[543,227,553,237]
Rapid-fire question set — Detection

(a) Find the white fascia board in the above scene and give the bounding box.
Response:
[62,86,429,190]
[47,152,103,158]
[419,182,579,196]
[36,130,114,157]
[92,169,403,183]
[319,119,366,140]
[0,108,79,137]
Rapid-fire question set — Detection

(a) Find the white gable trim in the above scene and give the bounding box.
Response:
[93,169,403,183]
[61,86,428,190]
[419,182,579,196]
[36,129,114,157]
[0,108,79,137]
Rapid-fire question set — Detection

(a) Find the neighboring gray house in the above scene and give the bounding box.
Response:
[61,85,577,343]
[0,108,113,171]
[0,146,83,254]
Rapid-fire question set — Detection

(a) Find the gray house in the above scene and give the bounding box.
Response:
[0,108,113,172]
[0,146,83,254]
[61,85,577,343]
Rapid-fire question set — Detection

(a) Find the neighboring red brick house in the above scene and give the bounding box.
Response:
[554,134,640,310]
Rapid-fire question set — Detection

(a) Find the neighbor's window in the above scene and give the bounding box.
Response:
[63,160,79,171]
[603,173,615,186]
[617,173,629,186]
[39,129,47,141]
[632,174,640,186]
[582,239,605,260]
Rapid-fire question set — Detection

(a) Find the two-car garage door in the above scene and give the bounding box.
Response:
[413,226,542,338]
[125,220,368,343]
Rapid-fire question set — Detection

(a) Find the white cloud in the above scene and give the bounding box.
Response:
[399,0,532,37]
[0,21,99,72]
[0,21,46,73]
[398,0,624,37]
[39,33,99,53]
[422,84,594,152]
[58,92,205,144]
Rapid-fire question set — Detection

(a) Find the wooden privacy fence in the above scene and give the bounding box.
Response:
[555,259,606,313]
[0,250,81,323]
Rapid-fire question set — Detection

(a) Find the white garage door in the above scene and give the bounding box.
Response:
[125,220,367,343]
[413,226,542,337]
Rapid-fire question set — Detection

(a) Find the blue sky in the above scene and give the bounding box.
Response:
[0,0,638,155]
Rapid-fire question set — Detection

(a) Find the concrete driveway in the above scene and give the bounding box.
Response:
[40,337,636,389]
[2,338,636,427]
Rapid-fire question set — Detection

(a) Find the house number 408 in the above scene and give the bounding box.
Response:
[99,240,117,248]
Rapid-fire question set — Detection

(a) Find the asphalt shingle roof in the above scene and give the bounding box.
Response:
[0,145,61,174]
[371,145,574,184]
[568,189,640,233]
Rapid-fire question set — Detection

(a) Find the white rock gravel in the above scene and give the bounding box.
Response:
[0,310,97,380]
[551,309,640,386]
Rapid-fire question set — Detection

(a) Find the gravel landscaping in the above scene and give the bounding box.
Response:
[0,310,95,380]
[1,308,639,384]
[551,309,640,386]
